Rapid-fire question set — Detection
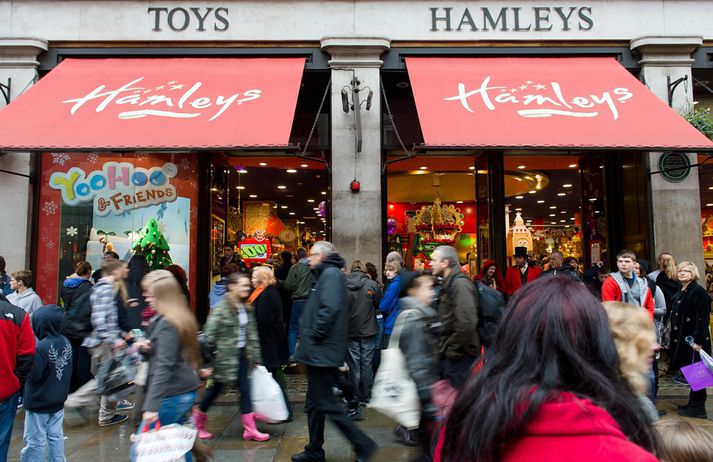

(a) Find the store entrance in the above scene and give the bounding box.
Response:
[208,154,330,279]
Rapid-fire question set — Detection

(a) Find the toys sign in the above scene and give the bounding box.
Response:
[239,239,270,263]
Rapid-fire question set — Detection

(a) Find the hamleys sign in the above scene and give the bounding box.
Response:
[405,56,713,150]
[0,57,305,150]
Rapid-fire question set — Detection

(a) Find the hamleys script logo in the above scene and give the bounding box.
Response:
[444,77,633,120]
[62,78,262,121]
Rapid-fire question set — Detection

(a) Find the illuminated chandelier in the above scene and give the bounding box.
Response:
[413,196,464,243]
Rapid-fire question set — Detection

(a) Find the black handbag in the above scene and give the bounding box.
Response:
[96,353,135,396]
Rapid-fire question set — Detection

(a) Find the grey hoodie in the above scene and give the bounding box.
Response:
[7,288,43,316]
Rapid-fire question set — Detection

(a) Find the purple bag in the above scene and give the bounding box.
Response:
[680,337,713,391]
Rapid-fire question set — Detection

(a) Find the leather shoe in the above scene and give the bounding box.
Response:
[355,442,378,462]
[678,406,707,419]
[291,451,325,462]
[393,425,419,447]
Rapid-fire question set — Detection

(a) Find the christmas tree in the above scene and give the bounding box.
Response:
[133,218,172,270]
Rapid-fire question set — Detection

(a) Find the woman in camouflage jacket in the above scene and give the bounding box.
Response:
[192,272,269,441]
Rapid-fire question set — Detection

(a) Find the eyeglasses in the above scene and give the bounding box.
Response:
[678,269,692,274]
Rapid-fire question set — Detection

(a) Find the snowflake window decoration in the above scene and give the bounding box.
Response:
[66,226,78,237]
[42,201,58,215]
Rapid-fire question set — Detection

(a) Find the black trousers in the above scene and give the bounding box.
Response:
[440,353,477,391]
[69,338,93,393]
[304,366,376,458]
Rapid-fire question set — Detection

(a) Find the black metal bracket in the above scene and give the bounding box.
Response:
[667,75,688,107]
[648,153,713,176]
[0,78,10,105]
[0,167,33,182]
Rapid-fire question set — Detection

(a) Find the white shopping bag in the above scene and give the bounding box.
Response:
[369,314,421,429]
[250,365,289,423]
[130,422,197,462]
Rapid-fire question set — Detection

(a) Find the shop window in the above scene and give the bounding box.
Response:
[210,155,330,274]
[37,153,199,307]
[386,156,477,276]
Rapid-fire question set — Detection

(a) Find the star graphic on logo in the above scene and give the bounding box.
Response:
[519,84,528,90]
[170,84,185,90]
[155,85,166,90]
[510,88,518,93]
[168,80,177,85]
[533,84,547,90]
[133,89,142,94]
[525,80,533,85]
[143,89,152,94]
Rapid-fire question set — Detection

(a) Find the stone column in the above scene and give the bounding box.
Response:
[630,36,704,269]
[0,38,48,272]
[321,37,390,268]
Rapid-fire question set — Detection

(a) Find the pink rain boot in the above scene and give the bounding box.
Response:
[241,413,270,441]
[192,407,213,440]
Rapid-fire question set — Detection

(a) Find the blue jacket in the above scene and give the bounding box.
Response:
[379,275,401,335]
[24,305,72,413]
[0,273,11,297]
[209,278,230,309]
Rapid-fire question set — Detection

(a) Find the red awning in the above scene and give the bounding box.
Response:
[406,57,713,151]
[0,57,305,150]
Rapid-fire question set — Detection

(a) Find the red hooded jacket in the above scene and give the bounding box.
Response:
[434,392,658,462]
[473,259,506,296]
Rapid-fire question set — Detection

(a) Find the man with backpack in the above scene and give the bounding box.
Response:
[430,246,480,391]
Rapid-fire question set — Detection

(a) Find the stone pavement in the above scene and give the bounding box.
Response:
[7,373,713,461]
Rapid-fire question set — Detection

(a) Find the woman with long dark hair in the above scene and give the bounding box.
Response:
[438,277,659,462]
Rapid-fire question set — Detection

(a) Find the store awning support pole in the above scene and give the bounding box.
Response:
[380,77,416,175]
[667,75,688,107]
[0,78,10,105]
[299,77,332,175]
[0,167,32,181]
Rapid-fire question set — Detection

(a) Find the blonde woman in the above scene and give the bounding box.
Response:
[250,266,291,419]
[130,270,201,462]
[193,272,268,441]
[602,301,659,421]
[668,261,712,419]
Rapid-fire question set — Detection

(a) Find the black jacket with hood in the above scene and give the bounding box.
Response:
[24,305,72,413]
[294,253,349,368]
[346,271,382,338]
[60,276,93,341]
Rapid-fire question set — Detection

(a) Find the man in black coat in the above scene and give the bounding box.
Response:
[292,242,378,462]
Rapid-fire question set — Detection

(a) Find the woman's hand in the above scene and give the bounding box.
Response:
[142,411,159,424]
[199,367,214,378]
[693,343,702,352]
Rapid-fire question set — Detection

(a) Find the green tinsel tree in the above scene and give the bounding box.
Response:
[133,218,172,270]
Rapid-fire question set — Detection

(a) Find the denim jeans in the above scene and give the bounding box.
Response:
[130,390,197,462]
[288,299,306,357]
[20,409,65,462]
[199,349,251,414]
[346,336,376,403]
[0,392,19,462]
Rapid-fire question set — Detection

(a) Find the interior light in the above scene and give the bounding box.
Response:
[419,166,428,170]
[468,166,476,170]
[456,200,464,204]
[236,186,245,190]
[515,195,524,199]
[560,219,566,223]
[515,207,522,211]
[273,205,278,209]
[277,185,287,189]
[708,203,713,207]
[518,165,526,169]
[321,191,327,195]
[571,217,576,220]
[589,198,597,202]
[308,199,315,203]
[709,187,713,190]
[563,184,573,188]
[281,205,288,209]
[560,211,566,214]
[289,212,295,215]
[549,206,556,209]
[389,204,394,209]
[259,162,267,166]
[549,214,556,217]
[537,200,545,204]
[249,194,257,198]
[465,208,473,214]
[557,192,566,196]
[528,190,537,194]
[287,169,298,173]
[551,221,557,225]
[300,164,308,168]
[569,164,577,168]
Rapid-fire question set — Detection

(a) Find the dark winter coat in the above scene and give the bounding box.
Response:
[253,284,288,369]
[346,271,381,338]
[437,271,480,361]
[668,281,712,372]
[395,296,441,403]
[24,305,72,413]
[656,272,681,316]
[124,253,149,330]
[539,264,581,281]
[60,277,93,341]
[293,253,349,368]
[285,258,315,300]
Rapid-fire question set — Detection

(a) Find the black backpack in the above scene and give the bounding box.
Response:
[473,280,506,348]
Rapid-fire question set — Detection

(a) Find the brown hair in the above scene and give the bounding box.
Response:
[654,419,713,462]
[11,270,32,288]
[74,261,92,277]
[350,260,367,273]
[661,256,677,281]
[616,250,636,261]
[100,258,126,277]
[142,270,200,368]
[602,301,656,394]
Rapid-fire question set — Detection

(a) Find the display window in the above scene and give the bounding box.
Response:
[36,152,199,307]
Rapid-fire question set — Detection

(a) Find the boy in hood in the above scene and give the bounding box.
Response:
[21,305,72,462]
[209,263,240,309]
[6,270,42,316]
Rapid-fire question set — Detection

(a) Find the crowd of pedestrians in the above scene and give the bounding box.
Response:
[0,241,711,461]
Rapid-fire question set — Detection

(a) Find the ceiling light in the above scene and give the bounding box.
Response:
[549,213,556,217]
[560,219,566,222]
[551,221,557,225]
[560,211,566,214]
[321,191,327,195]
[518,165,526,169]
[571,217,576,220]
[563,184,573,188]
[528,190,537,194]
[300,164,308,168]
[236,186,245,190]
[456,200,463,204]
[549,206,556,209]
[515,195,524,199]
[289,212,295,215]
[277,185,286,189]
[537,200,545,204]
[557,192,566,196]
[589,198,597,202]
[515,207,522,211]
[287,169,297,173]
[708,203,713,207]
[468,166,476,170]
[709,187,713,190]
[272,205,277,209]
[419,166,428,170]
[249,194,257,198]
[281,205,288,209]
[307,199,315,203]
[569,164,577,168]
[259,162,267,166]
[210,187,218,192]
